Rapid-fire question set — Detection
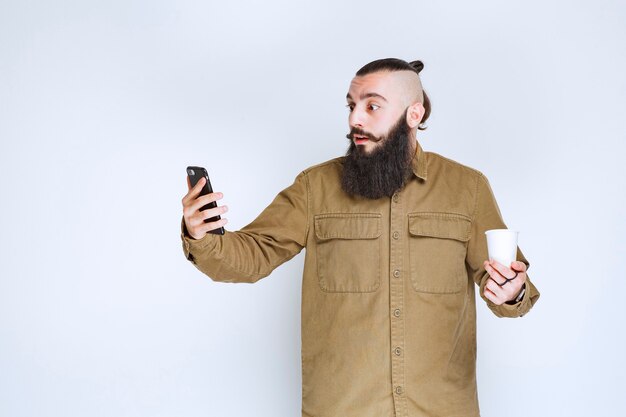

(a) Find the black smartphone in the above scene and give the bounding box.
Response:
[186,166,225,235]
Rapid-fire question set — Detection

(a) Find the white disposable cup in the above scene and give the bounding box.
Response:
[485,229,519,267]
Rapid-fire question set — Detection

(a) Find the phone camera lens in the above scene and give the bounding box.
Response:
[187,169,195,176]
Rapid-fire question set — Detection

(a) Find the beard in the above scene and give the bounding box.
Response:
[341,109,414,200]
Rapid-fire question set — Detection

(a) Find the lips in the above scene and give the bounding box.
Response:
[354,135,369,144]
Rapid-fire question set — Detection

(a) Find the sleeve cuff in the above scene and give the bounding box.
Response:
[481,276,538,318]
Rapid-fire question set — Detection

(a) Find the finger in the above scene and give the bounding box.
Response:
[488,273,523,303]
[510,261,527,272]
[182,176,207,206]
[484,261,506,285]
[485,278,506,300]
[187,215,229,239]
[198,217,228,234]
[186,204,225,228]
[199,204,228,221]
[188,192,224,215]
[489,260,516,280]
[186,175,191,191]
[186,203,228,229]
[483,286,501,305]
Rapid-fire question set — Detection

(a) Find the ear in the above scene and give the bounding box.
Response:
[405,102,425,129]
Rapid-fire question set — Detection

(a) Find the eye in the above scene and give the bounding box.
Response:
[368,103,380,111]
[345,104,354,112]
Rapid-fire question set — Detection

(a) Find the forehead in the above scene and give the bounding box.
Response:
[347,71,401,102]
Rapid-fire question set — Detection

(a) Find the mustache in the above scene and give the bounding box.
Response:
[345,127,383,143]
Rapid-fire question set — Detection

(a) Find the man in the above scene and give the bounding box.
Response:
[181,58,540,417]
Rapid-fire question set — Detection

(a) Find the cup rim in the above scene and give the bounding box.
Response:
[484,229,518,235]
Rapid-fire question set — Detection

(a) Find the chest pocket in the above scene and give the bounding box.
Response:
[314,213,382,293]
[408,212,471,294]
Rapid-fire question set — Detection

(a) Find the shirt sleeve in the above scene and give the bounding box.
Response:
[180,170,310,283]
[466,172,540,318]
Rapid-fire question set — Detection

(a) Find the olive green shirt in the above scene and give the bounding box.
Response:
[180,142,540,417]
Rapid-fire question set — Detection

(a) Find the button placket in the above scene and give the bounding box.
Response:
[389,191,407,416]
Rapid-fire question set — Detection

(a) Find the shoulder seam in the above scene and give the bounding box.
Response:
[302,157,344,174]
[427,151,484,178]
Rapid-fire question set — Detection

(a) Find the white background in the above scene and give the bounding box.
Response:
[1,1,625,416]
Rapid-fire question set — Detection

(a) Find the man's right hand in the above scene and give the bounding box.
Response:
[182,176,229,240]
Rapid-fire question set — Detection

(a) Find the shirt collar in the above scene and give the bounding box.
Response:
[411,141,428,181]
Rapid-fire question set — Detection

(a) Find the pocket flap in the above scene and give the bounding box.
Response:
[315,213,382,240]
[408,212,471,242]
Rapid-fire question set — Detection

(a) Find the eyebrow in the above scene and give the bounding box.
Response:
[346,92,388,102]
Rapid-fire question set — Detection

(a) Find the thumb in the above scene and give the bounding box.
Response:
[510,261,527,272]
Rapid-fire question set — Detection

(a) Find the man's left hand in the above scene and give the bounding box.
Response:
[482,260,527,305]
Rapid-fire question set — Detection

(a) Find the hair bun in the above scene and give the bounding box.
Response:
[409,60,424,74]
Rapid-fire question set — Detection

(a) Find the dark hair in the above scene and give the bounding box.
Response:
[356,58,431,130]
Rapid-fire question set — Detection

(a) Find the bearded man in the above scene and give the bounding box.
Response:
[181,58,540,417]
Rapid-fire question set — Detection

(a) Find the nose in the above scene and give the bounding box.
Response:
[348,105,364,129]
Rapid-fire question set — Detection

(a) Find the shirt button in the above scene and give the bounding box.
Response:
[394,347,402,356]
[393,270,401,278]
[392,231,400,240]
[392,193,399,203]
[395,386,403,395]
[393,308,401,317]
